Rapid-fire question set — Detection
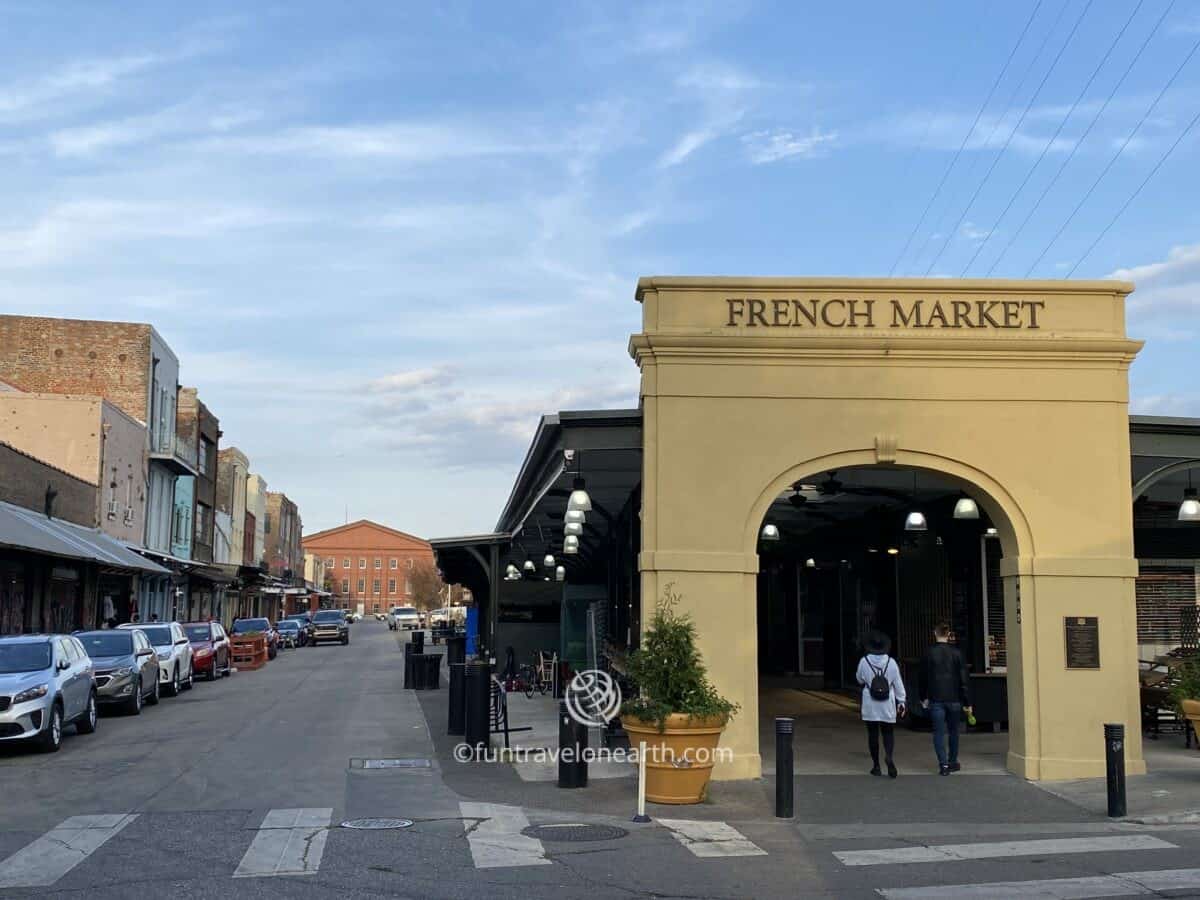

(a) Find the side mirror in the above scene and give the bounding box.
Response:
[57,659,70,672]
[137,648,153,658]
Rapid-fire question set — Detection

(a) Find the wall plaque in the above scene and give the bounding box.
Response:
[1064,617,1100,669]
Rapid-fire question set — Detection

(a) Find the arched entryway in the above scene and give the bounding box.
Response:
[632,276,1145,781]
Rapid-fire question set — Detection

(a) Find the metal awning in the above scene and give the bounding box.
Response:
[0,501,170,575]
[125,544,197,569]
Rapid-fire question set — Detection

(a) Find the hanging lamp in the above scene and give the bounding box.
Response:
[953,495,980,520]
[567,477,592,512]
[565,509,586,525]
[905,471,928,531]
[555,565,566,582]
[1180,471,1200,522]
[760,523,780,541]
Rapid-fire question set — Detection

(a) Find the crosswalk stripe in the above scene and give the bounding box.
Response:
[657,819,767,858]
[233,807,332,877]
[877,867,1200,899]
[460,802,550,869]
[835,834,1175,867]
[0,814,138,888]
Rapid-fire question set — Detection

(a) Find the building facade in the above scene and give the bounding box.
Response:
[302,521,434,615]
[265,492,303,583]
[215,447,250,565]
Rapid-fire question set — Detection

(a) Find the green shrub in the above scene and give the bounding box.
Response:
[1170,658,1200,713]
[620,583,738,731]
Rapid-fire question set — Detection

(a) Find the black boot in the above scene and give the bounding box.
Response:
[887,760,898,779]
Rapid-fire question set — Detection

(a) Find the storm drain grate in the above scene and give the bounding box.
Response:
[521,823,629,843]
[341,818,415,830]
[351,758,432,769]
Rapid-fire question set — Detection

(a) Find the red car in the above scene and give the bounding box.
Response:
[230,617,279,660]
[184,622,232,680]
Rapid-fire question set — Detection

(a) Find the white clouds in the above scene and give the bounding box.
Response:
[742,128,836,164]
[367,368,457,393]
[659,127,723,168]
[0,53,160,120]
[960,221,993,243]
[1110,241,1200,322]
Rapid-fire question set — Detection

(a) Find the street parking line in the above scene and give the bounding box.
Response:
[460,802,550,868]
[0,814,138,888]
[835,834,1175,867]
[233,808,332,877]
[876,867,1200,898]
[657,819,767,858]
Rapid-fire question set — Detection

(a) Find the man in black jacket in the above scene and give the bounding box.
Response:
[919,622,973,776]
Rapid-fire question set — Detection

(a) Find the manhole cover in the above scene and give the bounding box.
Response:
[521,823,628,843]
[341,818,415,830]
[351,758,431,769]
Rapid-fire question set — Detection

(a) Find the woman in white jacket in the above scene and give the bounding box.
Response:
[856,630,906,778]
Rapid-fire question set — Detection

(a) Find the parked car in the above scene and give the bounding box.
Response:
[120,622,194,696]
[0,634,98,752]
[389,606,420,631]
[76,629,159,714]
[275,620,302,648]
[311,609,350,645]
[282,613,313,645]
[230,618,279,659]
[184,622,231,680]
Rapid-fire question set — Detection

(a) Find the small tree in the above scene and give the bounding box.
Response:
[408,560,447,611]
[620,583,738,731]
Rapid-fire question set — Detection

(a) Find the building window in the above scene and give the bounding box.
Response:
[407,558,415,570]
[341,579,349,594]
[264,513,271,534]
[359,557,366,569]
[405,578,412,595]
[325,557,335,567]
[374,558,381,569]
[194,503,210,541]
[198,437,212,476]
[372,579,381,594]
[343,558,350,568]
[388,579,396,593]
[389,558,397,570]
[357,578,365,593]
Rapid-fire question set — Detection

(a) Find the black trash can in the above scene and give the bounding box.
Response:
[416,653,440,690]
[445,635,466,667]
[464,662,492,756]
[411,629,425,653]
[448,662,466,735]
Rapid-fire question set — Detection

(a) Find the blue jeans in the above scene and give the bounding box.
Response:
[929,702,961,767]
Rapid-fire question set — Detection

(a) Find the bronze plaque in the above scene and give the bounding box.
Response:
[1064,617,1100,669]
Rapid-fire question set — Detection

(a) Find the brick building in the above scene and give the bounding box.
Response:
[302,520,434,615]
[175,388,230,621]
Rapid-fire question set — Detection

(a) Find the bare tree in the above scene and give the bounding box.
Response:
[408,560,447,612]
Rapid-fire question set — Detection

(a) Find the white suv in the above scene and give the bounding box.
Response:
[119,622,194,696]
[389,607,420,630]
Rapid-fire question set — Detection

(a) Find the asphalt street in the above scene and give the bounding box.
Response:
[4,621,1200,899]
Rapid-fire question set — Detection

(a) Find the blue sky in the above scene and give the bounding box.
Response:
[2,1,1198,537]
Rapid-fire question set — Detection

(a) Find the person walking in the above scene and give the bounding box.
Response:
[919,622,973,776]
[856,630,906,778]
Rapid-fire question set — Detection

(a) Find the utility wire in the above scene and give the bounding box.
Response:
[906,0,1055,276]
[886,0,1044,276]
[1026,25,1200,276]
[987,0,1175,276]
[961,0,1145,277]
[925,0,1095,276]
[1066,103,1200,276]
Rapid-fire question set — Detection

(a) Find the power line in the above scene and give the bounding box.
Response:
[886,0,1044,277]
[1066,103,1200,276]
[987,0,1175,276]
[908,0,1059,275]
[924,0,1095,276]
[1026,25,1200,276]
[961,0,1146,277]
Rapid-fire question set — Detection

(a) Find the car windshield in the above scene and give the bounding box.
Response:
[0,642,52,674]
[277,622,298,631]
[232,619,270,633]
[284,614,308,621]
[138,626,172,646]
[313,611,343,623]
[395,608,417,615]
[77,633,133,657]
[185,625,211,642]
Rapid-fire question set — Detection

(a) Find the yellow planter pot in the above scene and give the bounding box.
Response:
[1182,699,1200,739]
[621,713,727,804]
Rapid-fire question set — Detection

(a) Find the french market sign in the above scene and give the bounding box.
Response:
[724,297,1046,330]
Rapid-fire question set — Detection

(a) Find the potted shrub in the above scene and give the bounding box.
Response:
[619,584,738,804]
[1171,658,1200,745]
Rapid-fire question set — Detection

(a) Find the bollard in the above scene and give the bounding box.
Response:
[403,644,417,689]
[447,662,465,735]
[412,629,425,653]
[632,740,650,823]
[776,717,794,818]
[463,662,492,758]
[445,635,466,667]
[1105,723,1127,818]
[557,701,588,789]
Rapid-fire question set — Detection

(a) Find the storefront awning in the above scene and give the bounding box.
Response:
[0,501,170,575]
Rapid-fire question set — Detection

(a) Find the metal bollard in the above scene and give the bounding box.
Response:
[412,629,425,653]
[776,717,794,818]
[463,663,492,758]
[447,662,465,735]
[557,701,588,789]
[1105,723,1126,818]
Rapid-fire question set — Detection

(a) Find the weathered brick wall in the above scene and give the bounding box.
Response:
[0,316,153,423]
[0,443,97,528]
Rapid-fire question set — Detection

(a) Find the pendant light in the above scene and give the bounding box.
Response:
[567,477,592,513]
[505,563,519,579]
[904,471,927,532]
[555,565,566,582]
[760,523,780,542]
[564,521,583,536]
[563,535,580,555]
[805,558,816,568]
[565,509,586,525]
[985,527,998,536]
[953,495,980,520]
[887,547,900,555]
[1180,471,1200,522]
[543,553,555,568]
[522,559,536,573]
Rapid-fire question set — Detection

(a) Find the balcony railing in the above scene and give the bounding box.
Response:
[149,434,199,476]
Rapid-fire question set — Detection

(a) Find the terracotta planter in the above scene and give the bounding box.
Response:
[621,713,727,804]
[1182,699,1200,740]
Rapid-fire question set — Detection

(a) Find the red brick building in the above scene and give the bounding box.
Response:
[302,520,434,614]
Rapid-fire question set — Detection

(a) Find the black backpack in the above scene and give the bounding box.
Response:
[867,657,891,701]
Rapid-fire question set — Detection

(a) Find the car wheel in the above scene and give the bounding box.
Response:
[342,635,349,645]
[76,692,98,734]
[147,676,160,705]
[209,661,219,681]
[182,664,194,691]
[37,703,63,753]
[167,667,179,697]
[126,678,143,715]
